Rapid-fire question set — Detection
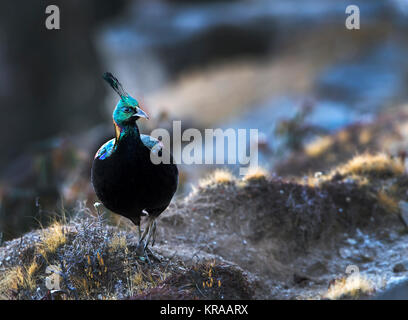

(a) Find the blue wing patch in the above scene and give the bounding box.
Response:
[141,134,163,154]
[95,135,162,160]
[95,138,116,160]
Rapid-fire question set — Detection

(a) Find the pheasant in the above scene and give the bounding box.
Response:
[91,73,178,251]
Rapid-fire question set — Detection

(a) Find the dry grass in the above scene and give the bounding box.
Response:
[336,153,405,179]
[129,270,161,296]
[37,222,67,258]
[0,267,24,299]
[0,262,39,299]
[0,208,255,300]
[242,167,269,182]
[199,167,270,189]
[0,222,67,299]
[304,153,406,188]
[358,128,372,145]
[377,191,400,214]
[109,235,127,252]
[26,258,39,279]
[199,169,236,188]
[304,136,334,157]
[325,273,375,300]
[0,214,189,300]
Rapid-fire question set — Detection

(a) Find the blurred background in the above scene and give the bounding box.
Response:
[1,0,408,240]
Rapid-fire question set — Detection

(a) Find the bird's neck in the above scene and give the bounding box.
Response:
[113,120,142,146]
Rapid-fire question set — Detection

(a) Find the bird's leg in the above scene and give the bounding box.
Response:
[137,224,142,242]
[129,216,142,245]
[151,220,157,247]
[140,216,154,244]
[143,219,155,251]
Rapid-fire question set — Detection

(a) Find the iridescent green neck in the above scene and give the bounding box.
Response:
[113,120,141,145]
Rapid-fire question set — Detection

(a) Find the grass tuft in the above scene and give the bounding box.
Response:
[0,267,24,299]
[325,273,375,300]
[0,263,39,299]
[199,169,236,188]
[242,167,269,182]
[336,153,404,179]
[304,136,334,157]
[109,235,127,252]
[37,222,67,258]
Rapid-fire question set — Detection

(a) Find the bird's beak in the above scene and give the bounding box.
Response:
[133,107,149,120]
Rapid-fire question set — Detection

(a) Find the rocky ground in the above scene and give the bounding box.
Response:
[3,105,408,300]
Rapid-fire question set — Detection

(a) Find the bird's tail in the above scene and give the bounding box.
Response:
[103,72,129,99]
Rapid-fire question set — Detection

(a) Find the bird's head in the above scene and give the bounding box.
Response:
[103,72,149,127]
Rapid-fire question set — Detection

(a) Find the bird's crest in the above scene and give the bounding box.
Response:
[103,72,129,99]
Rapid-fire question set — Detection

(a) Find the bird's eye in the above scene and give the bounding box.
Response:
[123,107,132,113]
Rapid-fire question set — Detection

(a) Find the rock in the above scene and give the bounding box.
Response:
[393,263,406,273]
[293,273,311,287]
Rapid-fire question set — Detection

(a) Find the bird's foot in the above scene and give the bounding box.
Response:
[135,241,145,256]
[135,217,160,262]
[145,246,161,262]
[135,241,161,263]
[139,217,156,249]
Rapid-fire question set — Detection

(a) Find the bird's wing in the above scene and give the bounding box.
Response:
[140,134,163,153]
[95,138,116,160]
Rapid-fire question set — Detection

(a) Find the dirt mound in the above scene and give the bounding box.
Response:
[0,213,254,300]
[157,154,408,298]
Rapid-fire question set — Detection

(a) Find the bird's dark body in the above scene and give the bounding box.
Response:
[91,131,178,224]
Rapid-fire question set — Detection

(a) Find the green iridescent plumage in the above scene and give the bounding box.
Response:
[102,72,148,126]
[98,71,150,161]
